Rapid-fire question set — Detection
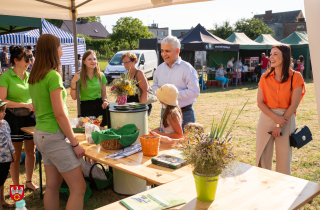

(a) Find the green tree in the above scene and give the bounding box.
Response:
[46,16,101,28]
[77,16,101,22]
[209,21,234,39]
[46,19,62,27]
[234,17,274,40]
[110,17,153,50]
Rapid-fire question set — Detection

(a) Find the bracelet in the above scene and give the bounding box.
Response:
[104,99,108,102]
[72,143,79,148]
[71,88,76,90]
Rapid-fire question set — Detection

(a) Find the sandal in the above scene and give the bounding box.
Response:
[25,181,40,192]
[2,203,15,209]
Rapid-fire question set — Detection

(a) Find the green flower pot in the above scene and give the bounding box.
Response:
[193,171,219,202]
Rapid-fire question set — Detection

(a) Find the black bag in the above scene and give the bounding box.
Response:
[289,126,312,149]
[86,163,113,190]
[7,108,32,117]
[289,71,312,149]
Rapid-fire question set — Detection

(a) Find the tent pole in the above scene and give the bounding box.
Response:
[72,1,80,117]
[39,19,42,35]
[201,66,204,91]
[236,51,239,86]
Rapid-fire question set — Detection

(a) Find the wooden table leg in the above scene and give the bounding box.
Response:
[39,151,43,200]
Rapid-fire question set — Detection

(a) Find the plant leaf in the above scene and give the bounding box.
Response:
[225,99,249,139]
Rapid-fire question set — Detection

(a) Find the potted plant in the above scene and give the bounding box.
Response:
[110,71,139,105]
[181,100,248,202]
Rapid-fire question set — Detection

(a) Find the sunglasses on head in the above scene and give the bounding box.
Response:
[24,54,33,63]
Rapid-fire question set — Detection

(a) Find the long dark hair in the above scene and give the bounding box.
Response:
[162,105,182,128]
[28,34,61,85]
[9,46,32,66]
[265,44,291,83]
[80,50,101,89]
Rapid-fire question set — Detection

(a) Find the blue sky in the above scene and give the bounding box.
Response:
[100,0,305,35]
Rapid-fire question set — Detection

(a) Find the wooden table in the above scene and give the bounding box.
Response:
[96,162,320,210]
[21,126,192,186]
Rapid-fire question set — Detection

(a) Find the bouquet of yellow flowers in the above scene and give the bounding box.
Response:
[110,72,140,97]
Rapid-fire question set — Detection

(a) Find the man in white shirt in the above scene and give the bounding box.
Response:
[233,57,243,71]
[152,36,200,131]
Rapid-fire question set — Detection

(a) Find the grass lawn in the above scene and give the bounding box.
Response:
[3,78,320,209]
[98,58,108,71]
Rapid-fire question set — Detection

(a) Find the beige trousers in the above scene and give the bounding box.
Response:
[256,109,296,175]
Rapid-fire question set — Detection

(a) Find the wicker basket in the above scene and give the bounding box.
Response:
[99,126,140,150]
[140,134,160,156]
[99,127,124,150]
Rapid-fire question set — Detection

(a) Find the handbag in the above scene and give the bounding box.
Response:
[86,163,113,190]
[136,71,157,105]
[289,71,313,149]
[142,86,158,105]
[7,107,32,117]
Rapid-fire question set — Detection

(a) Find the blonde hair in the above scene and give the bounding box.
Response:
[80,50,101,89]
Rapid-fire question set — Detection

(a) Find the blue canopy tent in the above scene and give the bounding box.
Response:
[0,19,86,73]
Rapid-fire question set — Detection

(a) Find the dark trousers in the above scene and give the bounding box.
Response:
[80,98,111,128]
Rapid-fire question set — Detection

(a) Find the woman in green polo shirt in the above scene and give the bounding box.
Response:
[0,46,38,191]
[70,50,110,127]
[29,34,86,209]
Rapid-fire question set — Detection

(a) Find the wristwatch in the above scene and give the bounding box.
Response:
[276,124,282,128]
[103,99,109,103]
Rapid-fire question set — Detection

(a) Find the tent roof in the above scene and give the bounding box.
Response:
[178,23,239,51]
[280,31,308,46]
[60,20,110,38]
[226,32,268,50]
[0,19,84,45]
[254,34,282,47]
[179,23,235,45]
[1,0,211,20]
[0,15,42,35]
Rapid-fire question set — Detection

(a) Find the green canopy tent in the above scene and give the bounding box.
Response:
[0,15,42,35]
[226,33,268,50]
[254,34,282,49]
[226,32,269,70]
[280,31,310,78]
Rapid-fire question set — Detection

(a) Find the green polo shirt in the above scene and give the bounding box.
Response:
[29,70,68,133]
[79,72,107,101]
[0,68,32,103]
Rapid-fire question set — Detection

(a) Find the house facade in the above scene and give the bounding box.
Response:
[254,10,306,41]
[171,29,190,38]
[148,23,168,43]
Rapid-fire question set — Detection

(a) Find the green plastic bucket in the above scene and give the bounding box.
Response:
[193,171,219,202]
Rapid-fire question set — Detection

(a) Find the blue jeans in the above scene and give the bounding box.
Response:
[160,105,196,133]
[181,106,196,132]
[258,69,268,82]
[216,77,228,84]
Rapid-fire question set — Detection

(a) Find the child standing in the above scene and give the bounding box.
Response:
[0,99,16,209]
[151,84,183,144]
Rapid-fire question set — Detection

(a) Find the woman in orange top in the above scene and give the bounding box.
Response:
[256,44,305,175]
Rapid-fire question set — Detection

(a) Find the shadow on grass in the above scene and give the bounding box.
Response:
[200,82,258,94]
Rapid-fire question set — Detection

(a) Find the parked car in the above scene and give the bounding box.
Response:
[104,50,158,83]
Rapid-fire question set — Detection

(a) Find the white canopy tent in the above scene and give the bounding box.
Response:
[304,0,320,126]
[0,0,212,116]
